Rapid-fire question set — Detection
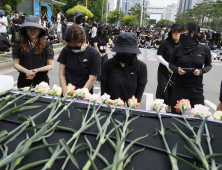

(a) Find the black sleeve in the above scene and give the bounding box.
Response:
[135,61,147,102]
[135,84,146,103]
[89,48,101,76]
[18,18,23,24]
[57,47,68,65]
[12,39,21,59]
[200,46,212,75]
[169,47,179,74]
[106,36,109,43]
[157,41,165,56]
[46,42,54,60]
[101,59,112,95]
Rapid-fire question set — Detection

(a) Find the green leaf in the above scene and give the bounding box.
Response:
[0,130,8,138]
[173,117,190,129]
[168,153,201,170]
[106,137,116,150]
[78,109,85,123]
[184,145,201,162]
[67,109,71,121]
[17,156,65,170]
[26,122,48,130]
[87,151,98,170]
[197,117,208,142]
[85,136,93,156]
[16,105,42,112]
[0,144,56,167]
[111,118,120,146]
[206,154,222,160]
[5,126,26,145]
[56,126,76,133]
[42,138,54,155]
[0,89,13,96]
[18,114,29,122]
[44,143,61,169]
[153,129,161,136]
[59,139,79,169]
[217,164,222,169]
[123,148,145,169]
[75,147,89,155]
[164,127,178,133]
[172,143,178,156]
[0,103,25,120]
[102,154,128,170]
[92,149,110,166]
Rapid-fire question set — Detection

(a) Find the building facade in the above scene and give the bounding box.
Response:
[162,3,178,22]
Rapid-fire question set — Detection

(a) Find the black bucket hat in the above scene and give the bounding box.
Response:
[111,32,141,54]
[169,23,181,33]
[98,25,106,32]
[19,15,46,36]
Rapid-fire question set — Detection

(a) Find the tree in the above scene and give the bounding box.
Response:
[67,5,93,19]
[107,9,124,24]
[155,19,174,28]
[127,3,149,25]
[122,15,137,26]
[2,0,25,11]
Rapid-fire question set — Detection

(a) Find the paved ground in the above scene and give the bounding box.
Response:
[1,48,221,113]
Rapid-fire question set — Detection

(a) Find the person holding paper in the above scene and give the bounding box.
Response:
[169,22,212,114]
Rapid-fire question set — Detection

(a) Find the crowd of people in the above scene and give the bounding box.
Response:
[0,9,221,114]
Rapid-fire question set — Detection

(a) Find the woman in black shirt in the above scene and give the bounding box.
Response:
[13,15,54,88]
[58,25,101,95]
[101,32,147,103]
[169,22,212,114]
[156,24,181,112]
[94,25,109,80]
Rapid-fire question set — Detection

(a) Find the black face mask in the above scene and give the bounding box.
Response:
[102,31,106,35]
[180,33,198,54]
[116,53,135,64]
[76,17,83,24]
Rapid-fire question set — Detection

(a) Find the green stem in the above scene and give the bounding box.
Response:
[205,124,216,169]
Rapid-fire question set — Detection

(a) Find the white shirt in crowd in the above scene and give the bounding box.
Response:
[57,13,61,23]
[0,16,8,33]
[91,27,97,38]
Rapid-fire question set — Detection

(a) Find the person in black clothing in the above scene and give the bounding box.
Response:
[139,36,146,48]
[154,37,162,48]
[58,25,100,95]
[62,17,68,40]
[215,31,221,45]
[13,16,54,88]
[101,32,147,104]
[156,24,181,113]
[169,22,212,114]
[20,13,26,23]
[11,11,22,43]
[0,35,11,54]
[94,25,109,81]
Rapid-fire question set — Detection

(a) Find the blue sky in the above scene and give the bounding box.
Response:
[149,0,178,21]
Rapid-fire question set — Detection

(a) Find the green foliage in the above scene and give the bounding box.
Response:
[2,0,25,11]
[107,9,124,24]
[155,19,174,28]
[127,3,149,26]
[66,5,93,18]
[122,15,138,26]
[52,0,67,15]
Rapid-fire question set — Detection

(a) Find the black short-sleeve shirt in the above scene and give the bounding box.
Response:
[94,35,109,53]
[57,45,101,89]
[101,57,147,102]
[13,39,54,72]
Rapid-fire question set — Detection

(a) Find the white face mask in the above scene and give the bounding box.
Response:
[71,43,85,53]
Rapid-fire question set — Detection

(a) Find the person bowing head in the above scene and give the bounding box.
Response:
[58,25,101,96]
[13,15,54,88]
[101,32,147,104]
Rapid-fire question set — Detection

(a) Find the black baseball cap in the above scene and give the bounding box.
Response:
[73,12,83,18]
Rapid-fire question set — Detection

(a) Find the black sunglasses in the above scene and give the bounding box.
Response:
[66,42,84,50]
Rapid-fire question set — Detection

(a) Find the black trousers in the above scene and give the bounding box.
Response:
[17,73,49,88]
[156,73,172,106]
[0,45,10,52]
[171,86,205,114]
[90,38,94,48]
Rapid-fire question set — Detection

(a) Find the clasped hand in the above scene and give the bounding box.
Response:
[26,69,38,80]
[178,67,200,76]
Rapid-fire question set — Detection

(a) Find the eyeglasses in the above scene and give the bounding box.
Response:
[66,42,84,50]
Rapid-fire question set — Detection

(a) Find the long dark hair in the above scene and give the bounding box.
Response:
[20,35,46,56]
[180,22,200,39]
